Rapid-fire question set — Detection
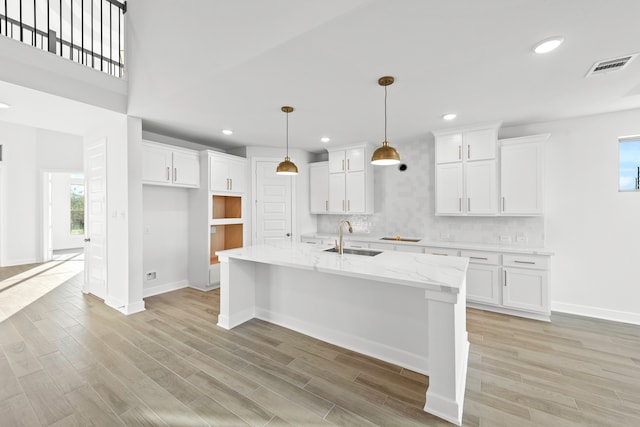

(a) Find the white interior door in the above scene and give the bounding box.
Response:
[84,139,107,299]
[255,161,292,245]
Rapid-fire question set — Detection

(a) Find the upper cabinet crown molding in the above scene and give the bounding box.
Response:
[142,140,200,188]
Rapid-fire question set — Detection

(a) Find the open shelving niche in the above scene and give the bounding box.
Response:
[209,195,244,280]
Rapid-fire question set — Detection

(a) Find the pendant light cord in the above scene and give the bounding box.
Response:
[286,111,289,157]
[384,85,388,142]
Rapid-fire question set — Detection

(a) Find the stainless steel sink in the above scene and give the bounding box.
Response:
[380,237,422,242]
[324,247,382,256]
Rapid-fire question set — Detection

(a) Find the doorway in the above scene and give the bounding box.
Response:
[253,159,295,245]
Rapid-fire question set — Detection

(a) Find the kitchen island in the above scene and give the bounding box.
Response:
[216,242,470,425]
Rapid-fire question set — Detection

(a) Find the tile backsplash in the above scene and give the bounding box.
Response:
[316,137,545,247]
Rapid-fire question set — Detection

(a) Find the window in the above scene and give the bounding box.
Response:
[619,137,640,191]
[70,184,85,234]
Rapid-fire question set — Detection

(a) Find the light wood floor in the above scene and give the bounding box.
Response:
[1,261,640,426]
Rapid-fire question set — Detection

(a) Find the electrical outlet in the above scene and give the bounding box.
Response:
[516,232,527,243]
[146,272,156,280]
[211,226,216,234]
[499,235,512,243]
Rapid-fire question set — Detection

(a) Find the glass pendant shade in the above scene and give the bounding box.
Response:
[276,106,298,175]
[371,76,400,165]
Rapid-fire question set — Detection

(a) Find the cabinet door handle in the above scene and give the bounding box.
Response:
[433,253,448,256]
[347,159,350,170]
[174,168,177,182]
[226,178,229,190]
[325,200,328,211]
[504,270,507,286]
[458,145,461,160]
[514,260,536,265]
[347,200,350,211]
[468,144,470,159]
[502,197,506,212]
[342,159,345,171]
[229,178,232,191]
[470,256,488,260]
[459,198,462,212]
[468,197,471,212]
[342,200,345,211]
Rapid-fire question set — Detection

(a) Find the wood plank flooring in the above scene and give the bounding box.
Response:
[1,259,640,426]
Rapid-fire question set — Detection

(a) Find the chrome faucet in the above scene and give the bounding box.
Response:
[336,220,353,255]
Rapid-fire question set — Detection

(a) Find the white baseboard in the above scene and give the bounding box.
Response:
[143,280,188,298]
[189,282,219,292]
[105,296,146,316]
[2,258,40,267]
[552,301,640,325]
[255,308,430,375]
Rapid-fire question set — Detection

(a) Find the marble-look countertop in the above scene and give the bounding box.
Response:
[301,233,554,256]
[216,242,469,294]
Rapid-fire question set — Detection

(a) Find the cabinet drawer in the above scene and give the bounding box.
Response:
[424,247,459,257]
[503,254,548,270]
[460,250,499,265]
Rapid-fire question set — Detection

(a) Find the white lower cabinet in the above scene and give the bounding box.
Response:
[462,250,501,306]
[465,251,550,321]
[503,264,549,314]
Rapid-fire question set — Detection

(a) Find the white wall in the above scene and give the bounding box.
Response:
[0,121,83,266]
[500,108,640,324]
[51,173,85,250]
[143,185,190,296]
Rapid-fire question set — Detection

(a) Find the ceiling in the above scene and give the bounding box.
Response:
[126,0,640,153]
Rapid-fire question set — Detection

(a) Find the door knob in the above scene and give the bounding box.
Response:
[286,233,291,237]
[84,238,91,242]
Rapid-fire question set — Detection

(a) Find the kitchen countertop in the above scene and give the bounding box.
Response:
[216,241,469,294]
[301,233,554,256]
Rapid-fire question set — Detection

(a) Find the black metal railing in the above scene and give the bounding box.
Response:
[0,0,126,78]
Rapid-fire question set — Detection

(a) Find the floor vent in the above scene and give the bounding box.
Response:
[586,54,638,77]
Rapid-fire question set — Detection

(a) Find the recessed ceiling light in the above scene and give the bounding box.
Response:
[533,36,564,54]
[442,113,457,121]
[0,102,11,109]
[320,137,331,143]
[222,129,233,135]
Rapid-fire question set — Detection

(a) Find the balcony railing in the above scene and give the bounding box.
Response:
[0,0,126,78]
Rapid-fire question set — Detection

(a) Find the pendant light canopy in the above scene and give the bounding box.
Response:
[371,76,401,165]
[276,106,299,175]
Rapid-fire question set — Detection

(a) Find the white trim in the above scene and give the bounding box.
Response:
[105,296,146,315]
[467,301,551,322]
[0,164,5,266]
[255,307,430,375]
[1,258,41,267]
[143,279,188,298]
[552,301,640,325]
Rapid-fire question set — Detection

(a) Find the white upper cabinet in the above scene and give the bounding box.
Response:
[209,152,246,193]
[434,123,500,216]
[436,163,464,214]
[466,160,497,214]
[325,144,374,214]
[435,124,498,164]
[435,133,464,164]
[309,162,329,213]
[142,141,200,188]
[329,146,366,173]
[500,134,548,216]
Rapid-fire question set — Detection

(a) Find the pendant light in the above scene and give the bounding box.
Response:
[276,106,299,175]
[371,76,401,165]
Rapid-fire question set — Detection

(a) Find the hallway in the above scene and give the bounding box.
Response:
[0,249,84,322]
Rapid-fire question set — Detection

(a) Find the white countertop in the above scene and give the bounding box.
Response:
[301,233,554,256]
[216,242,469,294]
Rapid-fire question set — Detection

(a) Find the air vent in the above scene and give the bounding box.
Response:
[586,54,638,77]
